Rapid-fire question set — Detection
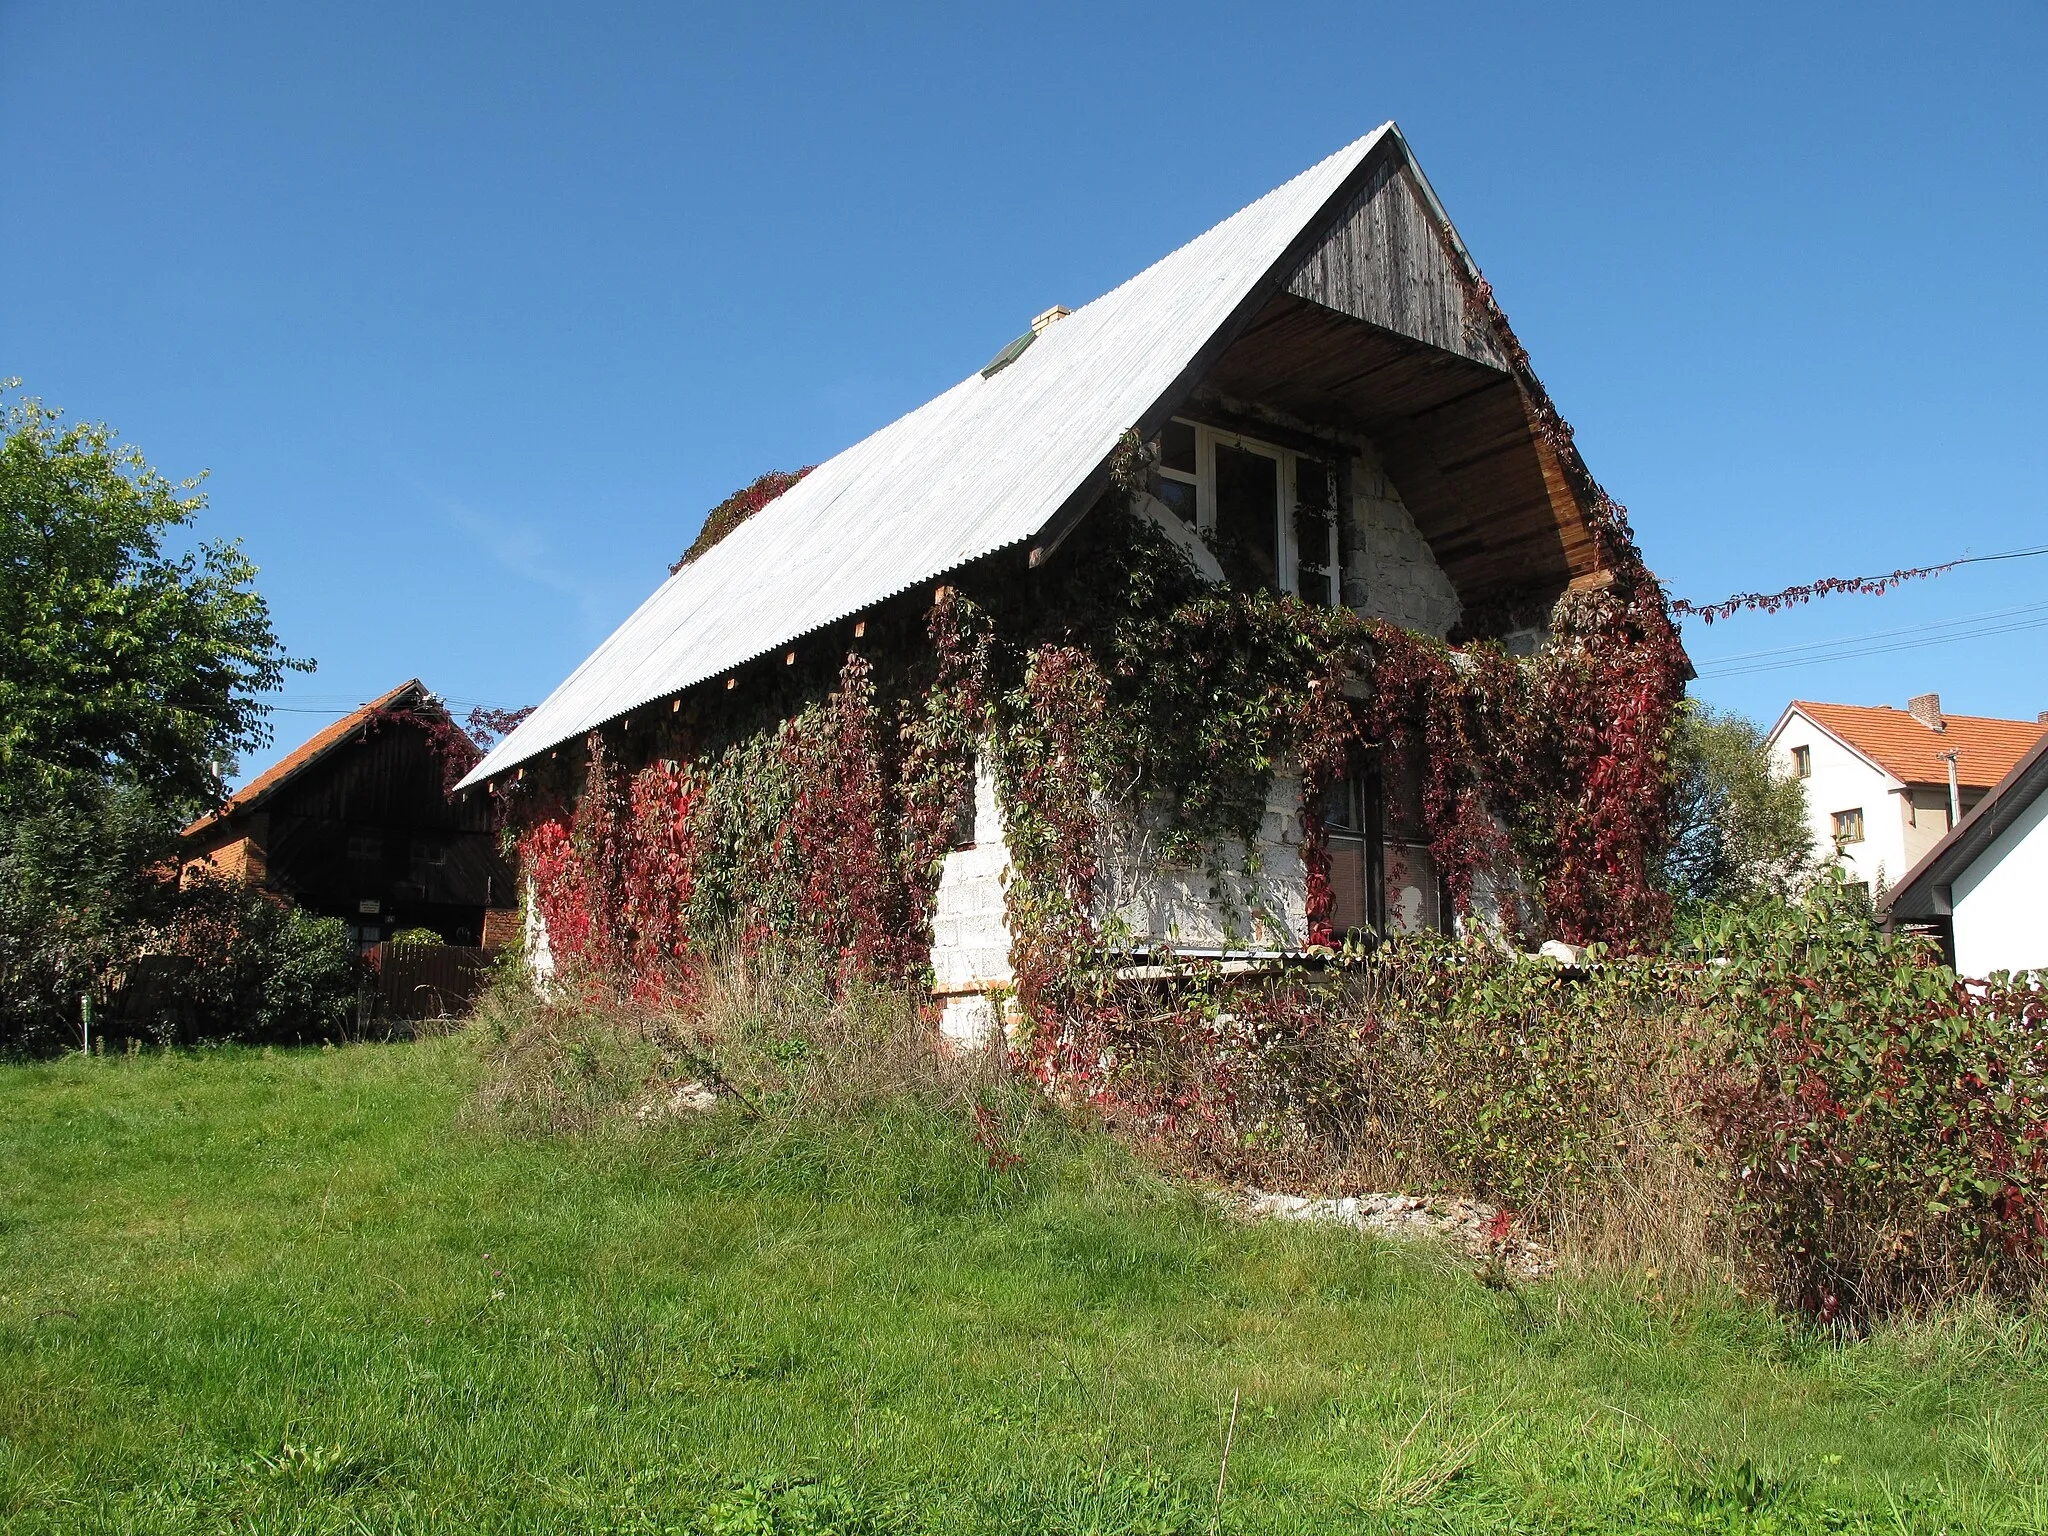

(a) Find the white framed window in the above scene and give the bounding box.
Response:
[1149,419,1341,604]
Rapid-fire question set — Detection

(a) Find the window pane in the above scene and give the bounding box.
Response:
[1214,443,1280,593]
[1160,419,1197,474]
[1322,775,1362,830]
[1295,456,1331,512]
[1152,475,1197,523]
[1328,836,1368,935]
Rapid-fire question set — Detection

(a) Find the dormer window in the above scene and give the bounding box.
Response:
[1148,418,1341,604]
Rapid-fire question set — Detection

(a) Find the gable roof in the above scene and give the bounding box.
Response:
[1785,701,2046,790]
[462,123,1577,792]
[1887,730,2048,920]
[183,680,426,839]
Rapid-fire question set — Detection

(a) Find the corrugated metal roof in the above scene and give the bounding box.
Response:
[462,126,1395,789]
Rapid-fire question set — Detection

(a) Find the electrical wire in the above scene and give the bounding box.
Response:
[1695,601,2048,679]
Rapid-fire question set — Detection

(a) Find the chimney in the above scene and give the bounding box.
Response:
[1030,305,1071,335]
[1908,692,1944,731]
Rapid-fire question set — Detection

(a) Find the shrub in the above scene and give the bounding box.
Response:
[1038,944,1716,1284]
[1030,886,2045,1324]
[0,781,176,1053]
[114,871,362,1044]
[1687,880,2047,1320]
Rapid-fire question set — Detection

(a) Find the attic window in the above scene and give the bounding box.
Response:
[1791,745,1812,778]
[1152,419,1198,522]
[1293,455,1336,607]
[1150,420,1340,604]
[1215,442,1281,593]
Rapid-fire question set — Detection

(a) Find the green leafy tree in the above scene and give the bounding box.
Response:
[0,384,307,817]
[0,385,351,1053]
[1665,701,1813,907]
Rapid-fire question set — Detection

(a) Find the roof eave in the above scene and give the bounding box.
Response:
[1887,730,2048,918]
[183,680,431,838]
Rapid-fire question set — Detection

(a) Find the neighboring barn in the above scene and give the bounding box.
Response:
[184,681,517,949]
[460,124,1686,1035]
[1887,731,2048,975]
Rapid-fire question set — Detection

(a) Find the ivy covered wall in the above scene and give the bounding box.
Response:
[499,396,1685,1039]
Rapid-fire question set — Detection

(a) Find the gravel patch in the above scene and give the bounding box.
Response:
[1223,1187,1553,1279]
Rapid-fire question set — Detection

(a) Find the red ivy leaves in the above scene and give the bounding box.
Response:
[778,654,908,987]
[364,700,484,798]
[670,467,816,574]
[466,704,536,749]
[514,650,937,1004]
[1672,561,1956,624]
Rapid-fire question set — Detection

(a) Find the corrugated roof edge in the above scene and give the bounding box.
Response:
[459,125,1405,792]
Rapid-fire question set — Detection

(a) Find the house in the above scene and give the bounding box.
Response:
[183,681,518,949]
[1765,695,2048,901]
[1886,731,2048,975]
[459,125,1678,1034]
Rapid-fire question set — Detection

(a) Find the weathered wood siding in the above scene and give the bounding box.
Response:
[250,722,514,943]
[1286,162,1506,370]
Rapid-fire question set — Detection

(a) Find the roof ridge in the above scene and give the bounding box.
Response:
[183,678,430,837]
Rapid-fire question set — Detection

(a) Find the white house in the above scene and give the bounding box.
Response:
[1887,732,2048,976]
[1766,695,2046,901]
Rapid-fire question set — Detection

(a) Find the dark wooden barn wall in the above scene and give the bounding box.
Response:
[255,723,513,934]
[1285,161,1506,371]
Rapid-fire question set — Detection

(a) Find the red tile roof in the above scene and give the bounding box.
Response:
[1793,700,2047,790]
[182,680,426,839]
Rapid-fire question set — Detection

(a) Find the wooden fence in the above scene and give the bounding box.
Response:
[363,943,501,1022]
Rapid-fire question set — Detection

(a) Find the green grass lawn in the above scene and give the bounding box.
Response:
[2,1038,2044,1534]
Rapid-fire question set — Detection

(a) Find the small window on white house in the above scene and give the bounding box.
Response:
[1791,745,1811,778]
[949,778,978,850]
[1832,808,1864,844]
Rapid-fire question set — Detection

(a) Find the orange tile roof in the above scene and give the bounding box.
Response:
[182,680,426,839]
[1793,700,2047,790]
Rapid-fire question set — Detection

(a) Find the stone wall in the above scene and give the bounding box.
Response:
[1342,444,1463,639]
[1099,769,1310,951]
[928,758,1015,1044]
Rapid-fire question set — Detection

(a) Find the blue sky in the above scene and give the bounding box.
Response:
[4,2,2044,784]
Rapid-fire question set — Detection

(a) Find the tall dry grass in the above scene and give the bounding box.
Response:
[1058,955,1734,1293]
[467,950,1015,1139]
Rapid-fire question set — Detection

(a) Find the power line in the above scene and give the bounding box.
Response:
[1693,598,2048,667]
[1697,608,2048,679]
[1676,541,2048,623]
